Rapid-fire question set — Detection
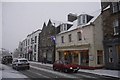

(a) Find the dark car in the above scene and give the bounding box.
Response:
[53,60,79,73]
[1,56,13,64]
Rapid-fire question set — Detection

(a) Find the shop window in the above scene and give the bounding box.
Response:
[81,51,89,66]
[108,47,114,63]
[97,50,103,64]
[116,45,120,64]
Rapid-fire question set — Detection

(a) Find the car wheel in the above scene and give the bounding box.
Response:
[53,66,56,71]
[16,67,19,71]
[74,70,78,73]
[64,69,68,73]
[27,66,30,70]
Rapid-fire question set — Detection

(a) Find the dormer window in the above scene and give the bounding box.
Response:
[77,14,93,26]
[77,15,87,26]
[60,23,67,32]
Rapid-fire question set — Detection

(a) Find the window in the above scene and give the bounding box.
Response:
[34,45,36,52]
[116,45,120,64]
[64,24,67,31]
[112,2,119,13]
[77,32,82,41]
[97,50,103,64]
[35,36,37,43]
[68,34,72,42]
[26,40,27,46]
[31,38,34,44]
[31,38,32,44]
[82,15,86,24]
[78,15,86,26]
[61,36,64,43]
[28,39,29,45]
[113,19,119,35]
[108,47,114,63]
[119,1,120,11]
[60,23,67,32]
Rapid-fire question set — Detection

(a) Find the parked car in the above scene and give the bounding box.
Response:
[53,60,80,73]
[12,58,30,70]
[1,56,13,64]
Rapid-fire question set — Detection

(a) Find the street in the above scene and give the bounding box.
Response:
[3,62,118,80]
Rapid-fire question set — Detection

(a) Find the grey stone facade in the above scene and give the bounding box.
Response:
[101,2,120,70]
[38,20,56,63]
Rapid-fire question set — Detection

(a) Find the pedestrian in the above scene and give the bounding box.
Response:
[41,56,44,64]
[44,57,47,64]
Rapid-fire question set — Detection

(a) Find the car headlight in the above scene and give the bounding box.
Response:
[70,67,73,69]
[77,67,79,69]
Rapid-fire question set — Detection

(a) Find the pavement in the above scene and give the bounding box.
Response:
[29,61,120,78]
[0,63,28,79]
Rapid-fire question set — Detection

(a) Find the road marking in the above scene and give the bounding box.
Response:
[30,65,78,78]
[28,70,50,78]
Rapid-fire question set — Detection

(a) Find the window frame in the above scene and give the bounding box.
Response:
[68,34,72,42]
[77,32,82,41]
[113,19,119,35]
[61,36,64,43]
[112,2,119,13]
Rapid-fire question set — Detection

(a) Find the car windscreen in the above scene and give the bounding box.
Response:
[19,60,28,62]
[63,61,70,64]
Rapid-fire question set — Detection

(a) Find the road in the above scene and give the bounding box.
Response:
[1,63,118,80]
[17,62,118,80]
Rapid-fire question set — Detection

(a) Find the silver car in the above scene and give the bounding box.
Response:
[12,58,30,70]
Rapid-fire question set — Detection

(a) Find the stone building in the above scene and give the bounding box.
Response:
[38,20,56,63]
[101,1,120,69]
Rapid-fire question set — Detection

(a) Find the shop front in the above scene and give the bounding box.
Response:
[57,50,89,66]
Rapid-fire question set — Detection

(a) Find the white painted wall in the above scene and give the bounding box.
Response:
[56,14,104,67]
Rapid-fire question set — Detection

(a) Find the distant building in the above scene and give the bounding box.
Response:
[56,13,104,69]
[20,29,41,61]
[101,1,120,70]
[27,29,41,61]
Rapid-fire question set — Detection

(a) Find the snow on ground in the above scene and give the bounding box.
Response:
[30,61,120,78]
[0,63,28,78]
[0,64,2,80]
[79,69,120,78]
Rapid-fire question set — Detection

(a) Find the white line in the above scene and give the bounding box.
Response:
[30,65,78,78]
[28,70,50,78]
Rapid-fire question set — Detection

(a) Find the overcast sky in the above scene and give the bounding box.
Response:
[1,2,101,52]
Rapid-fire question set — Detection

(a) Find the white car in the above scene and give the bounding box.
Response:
[12,58,30,70]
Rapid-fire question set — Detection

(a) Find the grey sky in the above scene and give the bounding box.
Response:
[2,2,101,52]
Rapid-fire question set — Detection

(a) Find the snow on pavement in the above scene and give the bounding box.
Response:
[79,69,120,78]
[0,63,28,78]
